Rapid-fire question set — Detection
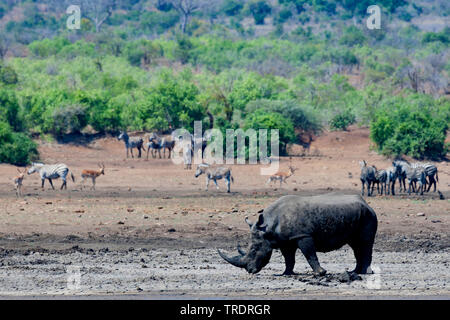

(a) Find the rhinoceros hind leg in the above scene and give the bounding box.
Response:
[275,247,298,276]
[297,237,326,276]
[350,240,374,274]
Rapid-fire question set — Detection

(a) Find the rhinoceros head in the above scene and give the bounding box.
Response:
[218,214,273,274]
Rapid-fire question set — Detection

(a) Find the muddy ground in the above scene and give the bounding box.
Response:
[0,127,448,298]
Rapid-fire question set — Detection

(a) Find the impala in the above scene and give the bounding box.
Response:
[13,167,26,197]
[266,166,297,187]
[81,163,105,190]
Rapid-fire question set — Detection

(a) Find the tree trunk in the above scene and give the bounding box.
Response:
[181,13,188,33]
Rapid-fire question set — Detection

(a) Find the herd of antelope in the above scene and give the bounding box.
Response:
[9,130,440,198]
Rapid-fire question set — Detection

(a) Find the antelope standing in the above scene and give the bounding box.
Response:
[265,166,297,187]
[13,167,26,197]
[81,163,105,190]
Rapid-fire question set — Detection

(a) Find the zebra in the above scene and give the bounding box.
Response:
[118,131,144,158]
[405,165,426,195]
[146,133,176,159]
[195,163,234,193]
[412,162,439,192]
[373,169,387,195]
[146,133,162,159]
[392,160,411,192]
[27,162,75,190]
[359,160,376,196]
[385,166,397,195]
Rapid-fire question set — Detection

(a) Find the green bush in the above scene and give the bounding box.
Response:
[51,104,89,136]
[339,26,366,46]
[140,10,179,34]
[124,40,163,67]
[247,0,272,25]
[422,28,450,44]
[246,99,321,134]
[244,109,295,155]
[0,65,18,85]
[329,110,356,131]
[275,8,293,24]
[370,104,448,159]
[29,37,70,58]
[0,88,22,131]
[222,0,244,16]
[141,73,205,131]
[0,121,38,165]
[173,35,194,64]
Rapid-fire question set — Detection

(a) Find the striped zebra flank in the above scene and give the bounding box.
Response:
[411,162,439,192]
[118,131,144,158]
[394,160,439,194]
[392,160,410,192]
[146,132,176,159]
[27,162,75,190]
[359,160,377,196]
[405,165,426,195]
[373,169,387,195]
[385,166,397,195]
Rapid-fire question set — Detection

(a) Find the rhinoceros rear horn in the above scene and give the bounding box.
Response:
[218,249,247,268]
[237,243,246,256]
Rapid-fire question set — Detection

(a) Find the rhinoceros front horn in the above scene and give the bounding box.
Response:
[218,249,247,268]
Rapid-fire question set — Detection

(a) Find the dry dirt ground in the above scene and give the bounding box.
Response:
[0,126,448,299]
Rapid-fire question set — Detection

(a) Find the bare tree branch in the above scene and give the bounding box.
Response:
[169,0,200,33]
[81,0,116,33]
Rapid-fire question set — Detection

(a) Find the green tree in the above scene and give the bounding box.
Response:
[329,109,356,131]
[0,121,38,165]
[0,65,18,85]
[244,109,295,155]
[142,73,205,131]
[339,26,366,46]
[51,104,89,136]
[370,102,448,159]
[0,88,21,131]
[222,0,244,16]
[247,0,272,25]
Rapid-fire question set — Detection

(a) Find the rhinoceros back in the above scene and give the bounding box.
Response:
[262,194,377,252]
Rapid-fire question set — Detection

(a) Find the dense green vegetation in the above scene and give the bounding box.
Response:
[0,0,448,163]
[0,88,37,165]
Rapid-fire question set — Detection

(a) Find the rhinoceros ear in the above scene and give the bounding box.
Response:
[255,214,267,232]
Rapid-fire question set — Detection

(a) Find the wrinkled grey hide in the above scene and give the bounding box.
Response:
[219,193,377,276]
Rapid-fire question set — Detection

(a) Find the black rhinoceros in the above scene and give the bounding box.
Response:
[218,194,377,275]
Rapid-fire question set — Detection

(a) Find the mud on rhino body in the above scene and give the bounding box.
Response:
[219,193,378,276]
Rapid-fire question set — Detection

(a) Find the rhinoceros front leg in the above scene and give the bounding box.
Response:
[275,247,298,276]
[297,237,326,276]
